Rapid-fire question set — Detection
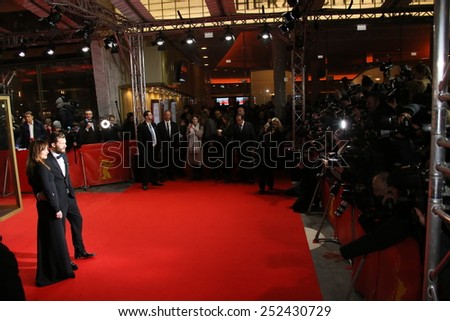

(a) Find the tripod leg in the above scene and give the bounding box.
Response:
[345,256,366,300]
[313,195,334,242]
[306,167,325,215]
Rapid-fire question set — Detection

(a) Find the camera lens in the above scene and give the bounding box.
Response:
[334,200,349,217]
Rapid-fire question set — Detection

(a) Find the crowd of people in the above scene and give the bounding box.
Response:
[3,60,449,299]
[288,61,449,300]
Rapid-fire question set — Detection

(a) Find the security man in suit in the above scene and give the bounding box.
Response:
[137,110,163,190]
[156,110,180,181]
[233,114,257,183]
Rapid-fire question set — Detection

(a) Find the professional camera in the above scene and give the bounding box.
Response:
[388,165,428,212]
[334,184,353,217]
[379,61,393,73]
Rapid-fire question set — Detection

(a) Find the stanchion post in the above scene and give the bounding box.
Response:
[79,150,89,190]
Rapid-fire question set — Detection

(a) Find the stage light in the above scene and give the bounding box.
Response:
[81,41,90,53]
[223,26,235,42]
[258,23,272,40]
[184,29,196,45]
[18,46,26,58]
[46,43,55,56]
[104,35,115,49]
[155,31,165,46]
[40,7,62,28]
[104,35,118,53]
[77,21,95,41]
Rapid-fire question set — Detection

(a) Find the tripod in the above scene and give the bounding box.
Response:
[313,180,341,244]
[306,164,327,215]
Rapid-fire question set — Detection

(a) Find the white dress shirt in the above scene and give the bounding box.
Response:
[51,151,66,177]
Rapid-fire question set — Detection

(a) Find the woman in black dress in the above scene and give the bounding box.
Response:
[26,139,75,287]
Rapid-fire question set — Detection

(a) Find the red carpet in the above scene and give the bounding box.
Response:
[0,178,322,301]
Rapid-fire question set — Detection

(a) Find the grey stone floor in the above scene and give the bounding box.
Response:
[300,211,364,301]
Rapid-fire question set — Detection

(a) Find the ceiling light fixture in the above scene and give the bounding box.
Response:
[46,43,55,56]
[81,41,90,53]
[40,6,62,28]
[155,31,166,46]
[258,23,272,40]
[17,45,27,58]
[104,35,118,53]
[184,29,196,45]
[223,26,235,42]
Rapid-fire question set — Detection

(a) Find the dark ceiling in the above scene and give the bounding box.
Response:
[0,0,434,82]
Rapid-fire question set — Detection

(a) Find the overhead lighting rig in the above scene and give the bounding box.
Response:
[40,6,63,28]
[104,35,119,53]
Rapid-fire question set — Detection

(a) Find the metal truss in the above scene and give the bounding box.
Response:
[0,4,434,46]
[1,29,84,48]
[135,6,434,34]
[45,0,135,30]
[127,33,146,132]
[291,18,307,150]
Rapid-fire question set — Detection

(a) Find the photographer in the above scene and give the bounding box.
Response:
[339,170,425,260]
[77,109,101,145]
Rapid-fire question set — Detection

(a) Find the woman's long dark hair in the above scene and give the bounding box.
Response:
[26,139,50,178]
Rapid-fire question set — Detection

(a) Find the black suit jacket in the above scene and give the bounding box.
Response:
[77,119,101,145]
[233,121,256,142]
[18,120,47,148]
[137,121,160,156]
[44,152,75,215]
[156,120,180,148]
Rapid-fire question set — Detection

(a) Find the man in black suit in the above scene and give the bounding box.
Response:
[156,110,179,181]
[233,114,257,183]
[17,111,47,149]
[77,109,100,145]
[137,110,163,190]
[42,132,96,261]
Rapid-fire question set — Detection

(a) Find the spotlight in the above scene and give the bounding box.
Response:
[104,35,118,53]
[184,29,196,45]
[17,46,26,58]
[155,31,165,46]
[223,26,235,42]
[278,22,294,34]
[258,23,272,40]
[76,21,95,41]
[40,6,62,28]
[282,5,302,22]
[81,41,90,53]
[46,43,55,56]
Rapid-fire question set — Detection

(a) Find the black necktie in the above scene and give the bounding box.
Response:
[166,123,170,136]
